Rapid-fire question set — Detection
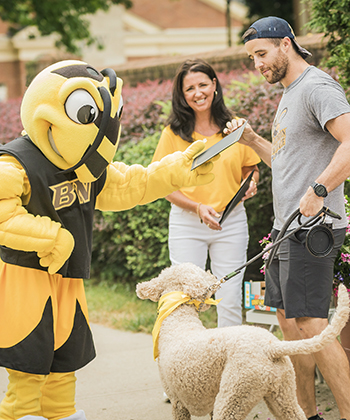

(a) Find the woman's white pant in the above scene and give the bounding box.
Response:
[168,202,249,327]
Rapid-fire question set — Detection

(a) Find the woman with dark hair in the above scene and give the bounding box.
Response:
[152,59,260,327]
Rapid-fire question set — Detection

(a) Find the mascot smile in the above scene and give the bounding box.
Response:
[0,59,215,420]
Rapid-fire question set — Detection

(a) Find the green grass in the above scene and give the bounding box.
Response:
[84,279,158,333]
[84,279,282,338]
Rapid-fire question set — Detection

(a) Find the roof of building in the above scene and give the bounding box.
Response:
[128,0,244,29]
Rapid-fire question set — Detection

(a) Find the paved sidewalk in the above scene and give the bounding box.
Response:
[0,323,340,420]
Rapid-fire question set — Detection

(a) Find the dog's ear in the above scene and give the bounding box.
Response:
[181,269,217,299]
[136,277,163,302]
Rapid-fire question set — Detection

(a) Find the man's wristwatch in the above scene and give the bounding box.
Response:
[311,181,328,198]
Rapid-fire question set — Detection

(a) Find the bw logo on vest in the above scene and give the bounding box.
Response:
[50,179,91,210]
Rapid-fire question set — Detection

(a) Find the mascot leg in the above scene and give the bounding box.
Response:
[0,370,79,420]
[40,372,77,420]
[0,369,47,419]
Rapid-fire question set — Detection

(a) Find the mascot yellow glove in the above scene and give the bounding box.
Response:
[37,228,75,274]
[97,139,216,211]
[177,140,215,186]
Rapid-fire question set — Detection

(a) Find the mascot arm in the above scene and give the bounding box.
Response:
[0,157,74,274]
[96,140,215,211]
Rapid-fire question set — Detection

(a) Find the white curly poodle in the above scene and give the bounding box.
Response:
[136,262,350,420]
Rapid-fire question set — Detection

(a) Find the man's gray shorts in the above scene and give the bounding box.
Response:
[264,227,346,319]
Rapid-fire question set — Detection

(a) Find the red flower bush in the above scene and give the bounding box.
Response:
[121,79,173,144]
[0,68,281,147]
[0,98,23,144]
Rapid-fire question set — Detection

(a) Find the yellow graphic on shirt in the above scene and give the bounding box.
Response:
[50,179,91,210]
[272,108,287,161]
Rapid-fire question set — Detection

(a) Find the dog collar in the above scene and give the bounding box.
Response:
[152,291,221,360]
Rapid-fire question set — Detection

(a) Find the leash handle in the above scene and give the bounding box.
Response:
[265,206,339,269]
[265,208,318,270]
[221,206,341,283]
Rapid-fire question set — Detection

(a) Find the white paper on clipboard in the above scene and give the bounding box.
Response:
[191,120,248,170]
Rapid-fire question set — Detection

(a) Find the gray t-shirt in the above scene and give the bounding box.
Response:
[271,65,350,230]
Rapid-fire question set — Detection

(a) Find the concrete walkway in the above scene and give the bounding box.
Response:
[0,323,340,420]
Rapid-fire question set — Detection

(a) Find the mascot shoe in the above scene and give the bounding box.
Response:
[17,417,47,420]
[17,410,86,420]
[60,410,87,420]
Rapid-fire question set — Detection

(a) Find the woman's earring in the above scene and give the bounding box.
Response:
[214,91,217,97]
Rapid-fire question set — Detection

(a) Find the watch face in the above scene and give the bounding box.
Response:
[315,184,327,197]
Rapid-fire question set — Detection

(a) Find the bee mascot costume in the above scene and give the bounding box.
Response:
[0,60,214,420]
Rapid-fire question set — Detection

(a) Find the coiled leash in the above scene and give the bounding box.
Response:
[199,206,341,302]
[264,206,340,270]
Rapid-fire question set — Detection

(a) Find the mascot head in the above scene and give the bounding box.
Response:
[20,60,123,183]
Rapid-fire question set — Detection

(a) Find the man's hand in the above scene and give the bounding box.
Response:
[224,118,272,167]
[299,186,324,217]
[224,118,256,146]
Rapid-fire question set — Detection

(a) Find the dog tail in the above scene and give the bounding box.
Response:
[270,284,350,359]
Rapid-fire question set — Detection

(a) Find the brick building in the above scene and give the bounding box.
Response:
[0,0,315,101]
[0,20,26,100]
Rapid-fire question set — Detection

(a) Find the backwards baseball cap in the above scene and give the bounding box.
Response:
[243,16,312,60]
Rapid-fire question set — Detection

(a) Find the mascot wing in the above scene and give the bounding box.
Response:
[0,157,74,274]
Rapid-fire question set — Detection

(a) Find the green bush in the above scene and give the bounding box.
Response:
[308,0,350,95]
[91,131,171,283]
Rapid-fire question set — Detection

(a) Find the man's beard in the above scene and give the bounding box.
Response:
[263,54,289,84]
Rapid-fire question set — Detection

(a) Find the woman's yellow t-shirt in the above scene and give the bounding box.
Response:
[152,126,260,212]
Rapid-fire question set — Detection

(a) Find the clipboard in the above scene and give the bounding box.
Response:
[219,170,255,225]
[191,120,248,170]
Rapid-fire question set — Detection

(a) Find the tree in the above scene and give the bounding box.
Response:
[242,0,295,34]
[307,0,350,94]
[0,0,132,54]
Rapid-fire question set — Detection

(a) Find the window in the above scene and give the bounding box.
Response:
[0,84,8,102]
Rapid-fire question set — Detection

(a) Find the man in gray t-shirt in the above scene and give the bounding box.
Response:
[271,65,349,231]
[225,16,350,420]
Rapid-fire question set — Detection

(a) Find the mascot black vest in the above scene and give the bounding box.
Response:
[0,136,107,278]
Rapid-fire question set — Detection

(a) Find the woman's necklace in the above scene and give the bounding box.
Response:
[194,122,219,137]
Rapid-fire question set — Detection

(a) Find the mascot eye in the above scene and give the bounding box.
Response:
[65,89,99,124]
[117,95,123,120]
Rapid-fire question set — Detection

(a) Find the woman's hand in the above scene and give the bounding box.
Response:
[242,179,258,202]
[197,203,222,231]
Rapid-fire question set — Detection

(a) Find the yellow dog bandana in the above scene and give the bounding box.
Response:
[152,291,221,360]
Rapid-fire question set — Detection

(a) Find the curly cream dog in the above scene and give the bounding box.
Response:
[136,262,350,420]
